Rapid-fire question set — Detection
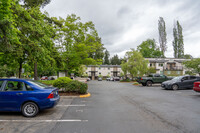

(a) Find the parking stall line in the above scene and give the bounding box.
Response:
[57,105,86,107]
[0,120,88,122]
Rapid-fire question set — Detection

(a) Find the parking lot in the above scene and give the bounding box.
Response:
[1,81,200,133]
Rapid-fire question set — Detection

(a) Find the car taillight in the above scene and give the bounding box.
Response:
[141,78,143,80]
[47,92,54,99]
[194,82,200,87]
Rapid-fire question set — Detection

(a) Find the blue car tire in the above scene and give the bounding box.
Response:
[22,102,39,117]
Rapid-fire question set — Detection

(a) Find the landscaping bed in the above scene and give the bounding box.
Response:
[39,77,88,95]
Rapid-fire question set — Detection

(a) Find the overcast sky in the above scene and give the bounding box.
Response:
[43,0,200,58]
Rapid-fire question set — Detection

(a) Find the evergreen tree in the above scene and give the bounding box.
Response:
[158,17,167,57]
[173,21,184,58]
[104,50,110,65]
[110,54,121,65]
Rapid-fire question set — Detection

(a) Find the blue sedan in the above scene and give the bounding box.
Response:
[0,79,60,117]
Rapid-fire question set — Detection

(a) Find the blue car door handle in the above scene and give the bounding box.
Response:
[16,93,23,95]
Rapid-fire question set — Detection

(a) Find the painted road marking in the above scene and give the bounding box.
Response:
[76,110,83,112]
[57,105,86,107]
[0,120,88,122]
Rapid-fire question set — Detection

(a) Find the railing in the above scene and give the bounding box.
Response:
[164,66,183,71]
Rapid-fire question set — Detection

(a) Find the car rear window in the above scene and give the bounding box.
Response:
[28,81,49,88]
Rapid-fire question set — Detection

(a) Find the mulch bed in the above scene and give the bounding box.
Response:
[58,91,81,96]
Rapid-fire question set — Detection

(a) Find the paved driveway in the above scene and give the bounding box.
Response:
[1,81,200,133]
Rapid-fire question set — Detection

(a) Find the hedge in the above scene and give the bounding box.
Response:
[65,80,88,94]
[53,77,72,89]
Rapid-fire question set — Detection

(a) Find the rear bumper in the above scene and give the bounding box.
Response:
[193,87,200,92]
[40,96,60,110]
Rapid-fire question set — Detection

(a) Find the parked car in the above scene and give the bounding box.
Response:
[98,77,102,81]
[136,74,173,86]
[41,76,48,80]
[110,77,120,81]
[0,79,60,117]
[161,76,200,90]
[87,78,91,81]
[193,82,200,92]
[110,77,114,81]
[113,77,120,81]
[106,77,110,81]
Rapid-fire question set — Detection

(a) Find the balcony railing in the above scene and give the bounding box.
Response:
[164,66,183,71]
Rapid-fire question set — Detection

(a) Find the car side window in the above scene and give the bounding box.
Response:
[190,76,196,80]
[25,83,34,91]
[154,74,160,77]
[4,81,24,91]
[182,77,189,81]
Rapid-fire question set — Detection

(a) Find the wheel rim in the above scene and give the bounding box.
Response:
[147,81,152,86]
[24,104,37,116]
[172,85,178,90]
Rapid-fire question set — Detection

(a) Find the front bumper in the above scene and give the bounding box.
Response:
[161,84,172,89]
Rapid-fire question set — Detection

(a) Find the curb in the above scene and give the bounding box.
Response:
[79,93,91,98]
[60,93,91,98]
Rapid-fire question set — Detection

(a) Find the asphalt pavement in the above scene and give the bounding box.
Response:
[1,80,200,133]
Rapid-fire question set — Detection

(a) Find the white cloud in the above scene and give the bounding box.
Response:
[43,0,200,58]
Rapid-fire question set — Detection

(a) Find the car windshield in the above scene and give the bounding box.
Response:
[172,76,183,81]
[28,81,49,88]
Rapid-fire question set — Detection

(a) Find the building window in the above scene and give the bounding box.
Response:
[99,72,101,75]
[159,63,163,67]
[150,64,152,67]
[99,67,101,70]
[177,71,181,75]
[86,72,88,74]
[108,67,110,70]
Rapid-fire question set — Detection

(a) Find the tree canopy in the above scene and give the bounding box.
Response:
[121,49,149,79]
[183,58,200,75]
[137,39,163,58]
[0,1,105,78]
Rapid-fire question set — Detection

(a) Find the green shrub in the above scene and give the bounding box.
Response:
[133,82,139,85]
[53,77,72,89]
[39,80,55,86]
[65,80,88,94]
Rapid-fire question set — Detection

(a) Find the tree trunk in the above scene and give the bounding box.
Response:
[34,62,38,80]
[65,70,68,77]
[18,62,22,78]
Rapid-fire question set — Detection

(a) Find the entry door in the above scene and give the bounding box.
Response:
[91,72,95,80]
[113,72,118,77]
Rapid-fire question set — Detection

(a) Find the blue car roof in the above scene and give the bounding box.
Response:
[0,78,33,82]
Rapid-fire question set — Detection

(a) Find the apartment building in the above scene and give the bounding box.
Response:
[84,58,190,80]
[146,58,190,76]
[85,65,122,80]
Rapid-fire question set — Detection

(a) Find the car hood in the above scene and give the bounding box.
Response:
[162,80,177,84]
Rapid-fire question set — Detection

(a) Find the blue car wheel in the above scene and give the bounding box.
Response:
[22,102,39,117]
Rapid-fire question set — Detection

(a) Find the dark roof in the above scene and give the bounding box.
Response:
[148,60,169,63]
[87,65,121,67]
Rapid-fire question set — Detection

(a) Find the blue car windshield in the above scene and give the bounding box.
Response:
[28,81,49,88]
